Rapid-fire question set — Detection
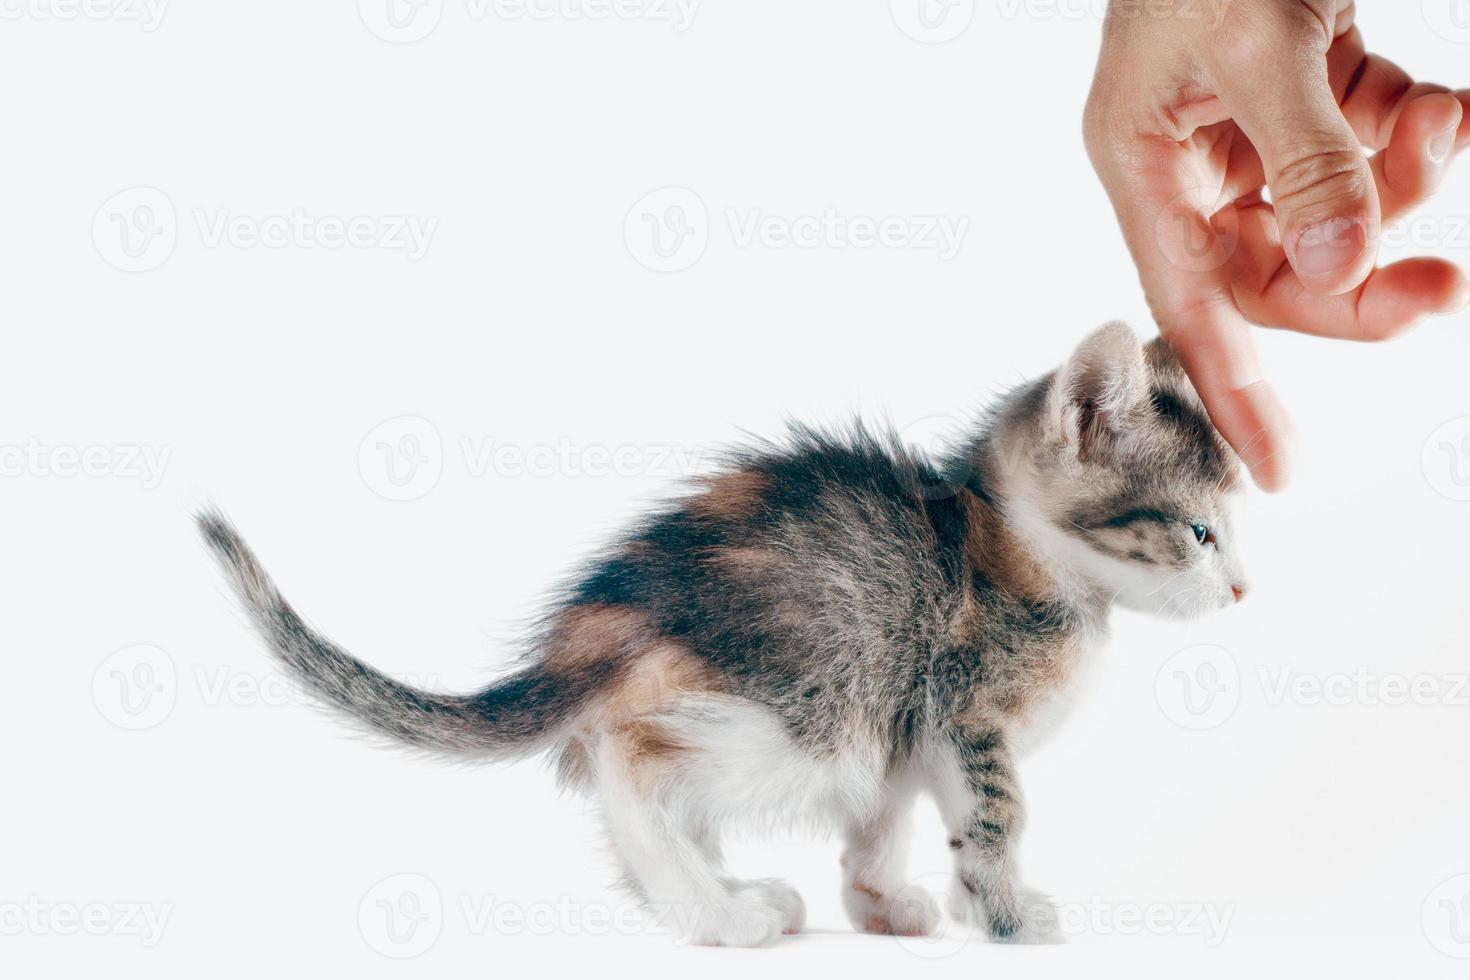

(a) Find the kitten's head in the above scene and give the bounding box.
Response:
[1001,322,1249,618]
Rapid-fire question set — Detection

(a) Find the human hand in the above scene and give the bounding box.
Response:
[1085,0,1470,490]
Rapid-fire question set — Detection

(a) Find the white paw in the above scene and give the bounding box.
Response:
[844,879,941,938]
[730,878,806,935]
[680,889,790,947]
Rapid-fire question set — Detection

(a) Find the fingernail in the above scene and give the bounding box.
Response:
[1291,217,1367,284]
[1429,125,1457,163]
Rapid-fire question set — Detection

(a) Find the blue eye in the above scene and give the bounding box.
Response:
[1191,523,1210,545]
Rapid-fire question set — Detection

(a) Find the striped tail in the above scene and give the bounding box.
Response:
[197,509,595,757]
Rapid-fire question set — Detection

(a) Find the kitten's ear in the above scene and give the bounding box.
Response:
[1047,321,1147,460]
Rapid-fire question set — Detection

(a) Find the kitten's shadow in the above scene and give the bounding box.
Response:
[778,926,916,945]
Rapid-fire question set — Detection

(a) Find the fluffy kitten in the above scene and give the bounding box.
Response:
[199,322,1248,946]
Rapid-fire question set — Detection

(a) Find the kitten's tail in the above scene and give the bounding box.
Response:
[197,510,582,758]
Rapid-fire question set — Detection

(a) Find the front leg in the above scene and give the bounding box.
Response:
[840,777,940,937]
[928,724,1060,944]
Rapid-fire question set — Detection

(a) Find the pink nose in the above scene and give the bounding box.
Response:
[1231,584,1246,603]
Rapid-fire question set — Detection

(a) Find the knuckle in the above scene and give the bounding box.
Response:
[1211,2,1327,67]
[1269,148,1370,218]
[1169,292,1230,321]
[1210,27,1272,69]
[1153,292,1235,335]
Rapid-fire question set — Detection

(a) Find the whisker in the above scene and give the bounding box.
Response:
[1144,566,1191,598]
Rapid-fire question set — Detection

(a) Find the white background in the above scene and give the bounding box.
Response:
[5,1,1470,976]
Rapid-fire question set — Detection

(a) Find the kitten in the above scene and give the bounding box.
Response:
[199,322,1249,946]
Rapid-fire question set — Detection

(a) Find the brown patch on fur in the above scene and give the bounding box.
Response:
[541,605,728,792]
[569,639,726,735]
[607,712,696,794]
[705,545,781,576]
[585,641,729,793]
[686,469,769,521]
[988,632,1089,721]
[542,604,653,674]
[852,882,883,903]
[554,738,593,788]
[618,718,685,762]
[958,491,1051,597]
[626,643,724,701]
[947,584,985,648]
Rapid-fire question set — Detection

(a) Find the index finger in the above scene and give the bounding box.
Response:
[1135,181,1296,491]
[1157,293,1295,492]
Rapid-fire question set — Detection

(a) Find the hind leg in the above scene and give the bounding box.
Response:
[723,879,804,935]
[593,730,793,946]
[841,769,941,937]
[676,815,804,934]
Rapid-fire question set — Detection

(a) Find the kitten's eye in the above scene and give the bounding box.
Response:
[1190,523,1211,545]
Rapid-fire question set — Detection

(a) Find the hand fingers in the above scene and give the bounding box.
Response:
[1207,5,1379,296]
[1086,79,1297,490]
[1158,293,1294,493]
[1143,197,1294,491]
[1216,125,1266,205]
[1217,88,1462,304]
[1221,74,1463,242]
[1353,259,1470,336]
[1327,27,1470,152]
[1221,129,1470,341]
[1371,93,1464,222]
[1244,256,1470,341]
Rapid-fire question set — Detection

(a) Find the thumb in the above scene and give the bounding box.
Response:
[1212,23,1379,295]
